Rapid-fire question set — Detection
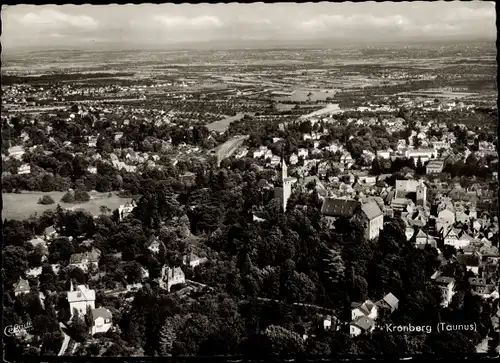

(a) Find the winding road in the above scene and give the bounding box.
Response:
[57,322,70,356]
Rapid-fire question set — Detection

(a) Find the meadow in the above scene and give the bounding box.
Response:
[2,191,133,221]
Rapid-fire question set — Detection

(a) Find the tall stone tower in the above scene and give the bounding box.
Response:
[281,159,297,212]
[416,182,427,206]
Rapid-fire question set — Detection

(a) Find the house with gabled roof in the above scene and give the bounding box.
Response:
[321,198,362,228]
[443,228,462,249]
[147,237,161,255]
[457,253,482,275]
[415,229,437,249]
[361,201,384,240]
[182,252,208,268]
[44,226,57,240]
[405,227,415,241]
[375,293,399,313]
[351,300,378,321]
[69,248,101,272]
[90,307,113,335]
[67,282,96,318]
[350,316,376,337]
[14,278,30,296]
[458,231,474,248]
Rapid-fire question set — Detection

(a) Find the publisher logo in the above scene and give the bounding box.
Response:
[4,323,33,337]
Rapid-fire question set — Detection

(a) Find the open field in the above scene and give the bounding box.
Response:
[206,112,250,132]
[274,89,337,102]
[2,191,132,221]
[300,103,342,119]
[397,90,478,99]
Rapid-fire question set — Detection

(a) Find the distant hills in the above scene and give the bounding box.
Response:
[3,36,495,55]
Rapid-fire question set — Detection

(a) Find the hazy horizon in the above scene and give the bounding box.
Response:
[2,2,497,54]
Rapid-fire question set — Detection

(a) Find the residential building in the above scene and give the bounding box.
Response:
[18,164,31,175]
[350,317,376,337]
[340,152,354,165]
[376,150,391,159]
[426,159,445,174]
[361,201,384,240]
[118,200,137,221]
[148,237,161,254]
[375,293,399,313]
[69,248,100,272]
[443,229,462,249]
[321,198,362,228]
[8,145,25,160]
[90,308,113,335]
[415,230,437,249]
[289,153,298,165]
[182,252,208,268]
[44,226,57,240]
[298,148,309,159]
[405,227,415,241]
[270,155,281,166]
[457,253,482,275]
[253,146,268,158]
[436,209,455,233]
[391,198,415,214]
[405,148,437,165]
[14,278,30,296]
[158,265,185,292]
[351,300,378,321]
[67,283,96,318]
[468,277,498,298]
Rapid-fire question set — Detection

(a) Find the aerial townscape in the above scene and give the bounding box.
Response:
[2,2,499,359]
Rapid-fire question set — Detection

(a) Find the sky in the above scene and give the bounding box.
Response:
[1,2,496,52]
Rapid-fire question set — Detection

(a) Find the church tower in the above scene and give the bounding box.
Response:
[281,158,297,212]
[416,182,427,206]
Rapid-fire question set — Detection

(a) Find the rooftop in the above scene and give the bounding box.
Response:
[361,201,383,220]
[321,198,361,218]
[91,307,112,321]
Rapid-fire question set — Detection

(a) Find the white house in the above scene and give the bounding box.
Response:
[351,300,378,321]
[14,278,30,296]
[87,166,97,174]
[376,150,391,159]
[18,164,31,175]
[436,209,455,232]
[405,227,415,241]
[148,238,161,254]
[67,283,96,318]
[270,155,281,166]
[289,153,298,165]
[118,200,137,221]
[298,148,309,159]
[253,146,268,159]
[340,153,354,165]
[444,229,469,249]
[90,308,112,335]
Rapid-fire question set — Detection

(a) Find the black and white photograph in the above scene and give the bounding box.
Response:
[1,1,498,359]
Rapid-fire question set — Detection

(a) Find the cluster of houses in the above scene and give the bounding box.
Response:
[13,216,210,343]
[349,293,400,336]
